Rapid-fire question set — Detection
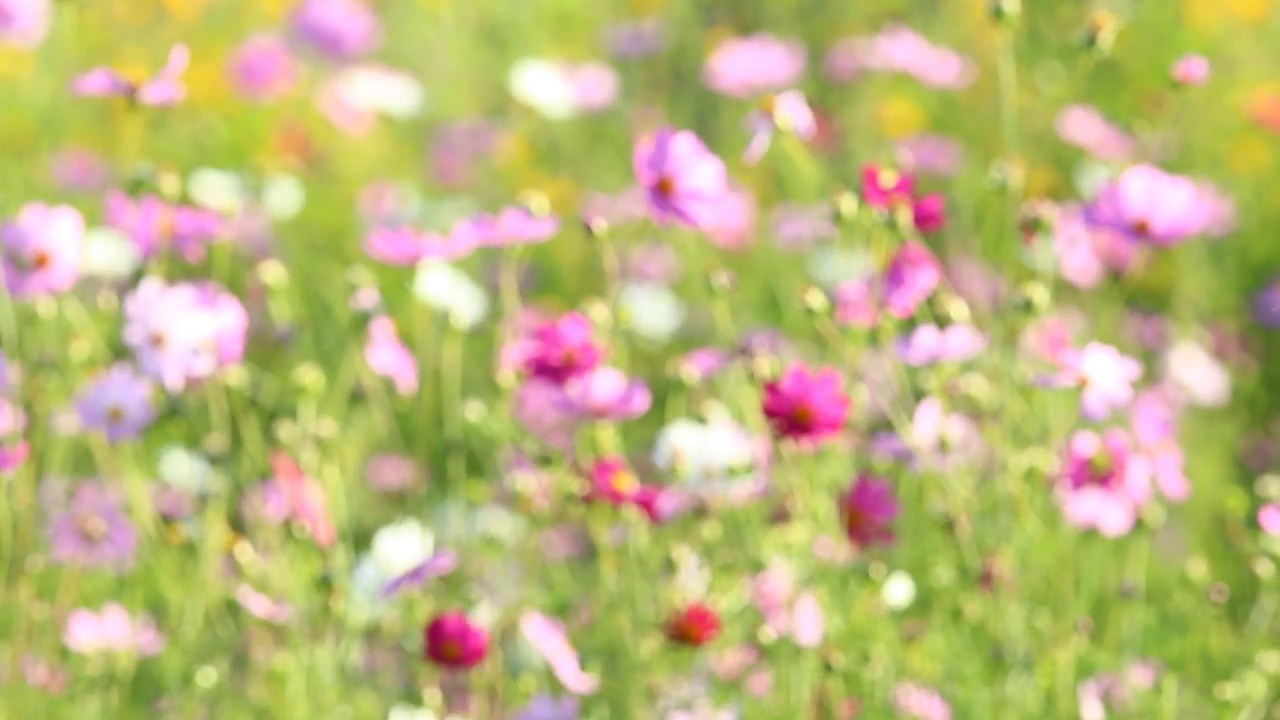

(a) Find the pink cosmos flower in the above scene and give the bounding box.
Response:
[1054,105,1137,163]
[896,323,987,366]
[1053,205,1140,289]
[702,34,806,97]
[790,591,824,648]
[833,276,880,329]
[702,185,756,249]
[560,366,651,422]
[840,474,899,547]
[825,25,974,90]
[565,61,620,113]
[895,134,964,177]
[122,277,248,393]
[1058,429,1152,537]
[1130,390,1190,502]
[762,363,851,444]
[364,224,476,265]
[520,611,599,695]
[892,682,952,720]
[1259,504,1280,536]
[364,315,418,396]
[75,364,156,443]
[49,148,111,193]
[510,311,604,384]
[266,451,336,549]
[63,603,165,657]
[514,378,580,451]
[1085,164,1212,245]
[587,456,647,506]
[1,202,84,299]
[235,584,294,624]
[743,90,817,165]
[633,127,732,230]
[1171,54,1210,86]
[291,0,381,61]
[72,44,189,106]
[228,34,301,103]
[912,194,947,233]
[105,191,224,262]
[0,0,50,49]
[424,611,489,670]
[883,240,943,319]
[1058,342,1143,421]
[862,165,915,210]
[465,206,561,248]
[46,480,138,572]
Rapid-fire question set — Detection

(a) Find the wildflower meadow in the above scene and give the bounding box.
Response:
[4,0,1280,717]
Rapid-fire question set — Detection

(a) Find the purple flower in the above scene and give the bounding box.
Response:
[76,364,156,443]
[363,315,418,396]
[122,277,249,393]
[633,127,731,230]
[514,694,582,720]
[826,25,973,90]
[703,33,806,97]
[227,34,301,103]
[1086,164,1212,245]
[46,480,139,572]
[291,0,381,61]
[559,366,651,422]
[896,323,987,366]
[895,134,964,177]
[0,0,51,49]
[604,18,666,59]
[105,191,224,262]
[743,90,816,165]
[72,44,189,106]
[1060,342,1143,421]
[1058,429,1152,537]
[883,240,942,320]
[381,549,458,598]
[1253,279,1280,328]
[63,603,165,657]
[1054,105,1137,163]
[1,202,84,299]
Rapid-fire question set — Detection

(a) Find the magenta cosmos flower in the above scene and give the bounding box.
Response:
[1,202,84,299]
[702,33,806,97]
[72,44,189,106]
[105,191,224,262]
[291,0,381,61]
[840,474,899,547]
[0,0,51,49]
[122,277,248,393]
[64,603,165,657]
[76,364,156,443]
[227,34,302,103]
[762,362,851,444]
[883,240,943,319]
[1058,428,1152,537]
[633,127,731,230]
[1085,164,1212,245]
[559,366,651,422]
[46,480,139,572]
[510,311,605,384]
[424,611,489,670]
[363,315,418,396]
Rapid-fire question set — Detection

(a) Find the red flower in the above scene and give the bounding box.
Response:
[424,612,489,670]
[666,602,721,646]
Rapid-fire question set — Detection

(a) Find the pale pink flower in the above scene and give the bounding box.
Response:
[519,611,599,696]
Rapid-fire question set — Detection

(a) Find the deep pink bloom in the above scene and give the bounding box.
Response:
[862,165,915,210]
[1086,164,1212,245]
[291,0,381,61]
[1054,105,1137,163]
[825,25,973,90]
[559,366,651,421]
[268,451,336,548]
[228,34,301,103]
[364,315,418,396]
[895,134,964,177]
[761,363,851,444]
[122,277,248,392]
[46,480,138,572]
[587,456,645,505]
[0,0,50,49]
[1259,504,1280,536]
[839,474,899,547]
[519,611,599,695]
[892,682,952,720]
[743,90,817,165]
[883,241,942,319]
[63,603,165,657]
[512,312,604,384]
[424,612,489,669]
[1058,429,1152,537]
[912,194,947,233]
[105,191,223,262]
[72,44,189,106]
[1057,342,1143,421]
[896,324,986,366]
[75,364,156,443]
[633,127,731,229]
[702,34,806,97]
[1,202,84,299]
[1171,54,1210,86]
[665,602,721,646]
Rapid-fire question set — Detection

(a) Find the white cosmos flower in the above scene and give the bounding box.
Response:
[619,282,686,343]
[81,227,141,280]
[188,168,246,215]
[262,173,306,221]
[653,412,759,495]
[508,57,578,120]
[157,444,215,494]
[369,518,435,579]
[412,261,490,331]
[1164,339,1231,408]
[339,65,425,118]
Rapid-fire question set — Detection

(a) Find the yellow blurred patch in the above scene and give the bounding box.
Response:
[875,96,928,139]
[1182,0,1225,34]
[1227,134,1273,176]
[263,0,294,21]
[0,46,33,81]
[163,0,212,23]
[1226,0,1273,23]
[186,57,233,109]
[1025,165,1060,198]
[528,176,581,216]
[494,131,533,170]
[630,0,668,13]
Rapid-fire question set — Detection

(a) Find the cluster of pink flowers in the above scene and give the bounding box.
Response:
[365,206,560,266]
[834,239,944,328]
[63,603,166,657]
[72,44,189,107]
[825,25,974,89]
[106,191,225,263]
[122,277,248,392]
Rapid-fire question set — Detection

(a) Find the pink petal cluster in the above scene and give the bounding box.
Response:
[363,315,418,396]
[291,0,381,61]
[762,362,851,444]
[1,202,84,299]
[633,127,732,230]
[424,611,489,669]
[702,33,806,97]
[1052,204,1141,288]
[559,366,652,422]
[262,451,337,548]
[122,277,249,393]
[825,25,974,90]
[862,166,948,233]
[228,34,302,103]
[840,474,899,548]
[63,603,166,657]
[1054,105,1137,163]
[72,44,189,106]
[1085,164,1214,245]
[519,611,600,695]
[1058,428,1152,537]
[105,191,224,263]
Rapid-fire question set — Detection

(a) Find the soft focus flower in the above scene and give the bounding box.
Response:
[0,0,50,49]
[743,90,816,165]
[892,682,951,720]
[364,315,418,396]
[1254,279,1280,328]
[46,480,138,572]
[840,475,899,548]
[465,206,560,248]
[514,378,580,451]
[1053,205,1139,289]
[881,570,917,611]
[666,602,721,646]
[702,185,756,250]
[833,276,880,328]
[652,413,767,501]
[431,120,498,189]
[0,398,29,473]
[619,282,687,343]
[105,191,224,263]
[912,194,947,233]
[883,240,943,319]
[1058,342,1143,422]
[235,584,294,624]
[1171,54,1210,86]
[1259,504,1280,536]
[634,127,731,229]
[702,34,806,97]
[896,134,964,177]
[761,363,851,444]
[770,203,836,251]
[862,165,915,210]
[122,277,248,393]
[519,611,599,695]
[1085,164,1211,245]
[49,149,110,193]
[292,0,381,61]
[508,59,618,119]
[897,324,987,366]
[412,261,490,331]
[365,225,475,266]
[362,518,456,599]
[509,312,604,383]
[1058,429,1152,537]
[1078,660,1162,720]
[904,396,984,472]
[1,202,84,299]
[228,34,301,103]
[790,592,824,648]
[264,451,336,548]
[317,65,425,136]
[1130,390,1190,502]
[365,453,424,493]
[72,44,189,106]
[514,694,582,720]
[63,603,165,657]
[587,456,648,506]
[424,612,489,669]
[825,25,973,89]
[1054,105,1137,163]
[604,18,666,59]
[560,366,651,421]
[75,364,156,443]
[1163,339,1231,408]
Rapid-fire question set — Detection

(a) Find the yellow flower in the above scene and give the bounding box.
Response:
[875,96,928,139]
[494,131,533,170]
[1183,0,1226,34]
[1226,0,1273,23]
[162,0,213,23]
